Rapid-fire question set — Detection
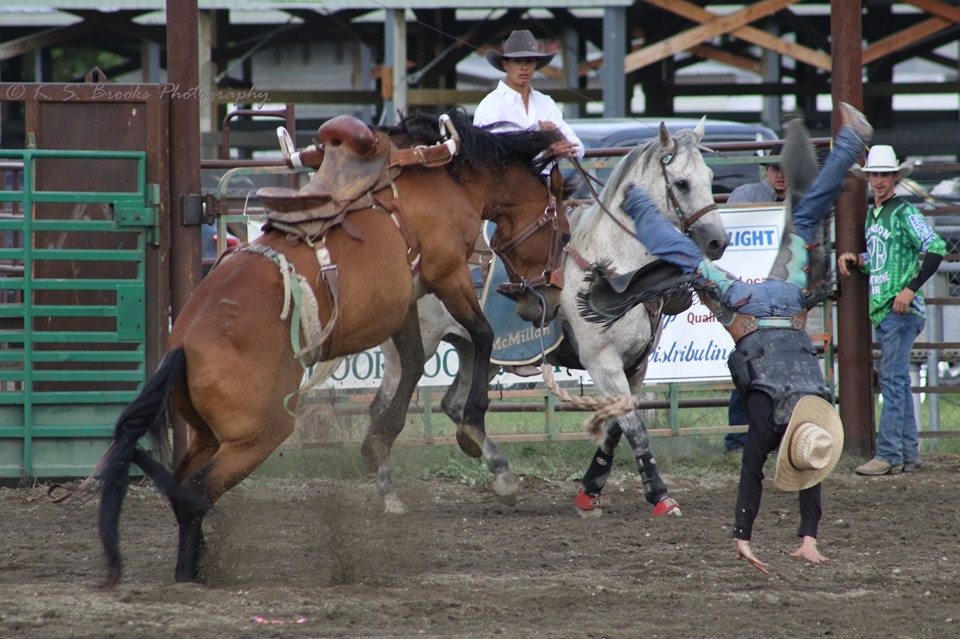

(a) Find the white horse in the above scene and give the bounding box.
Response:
[362,120,727,515]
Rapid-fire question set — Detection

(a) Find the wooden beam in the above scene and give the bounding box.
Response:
[63,9,160,44]
[406,9,525,85]
[577,57,604,77]
[0,22,96,62]
[863,17,952,65]
[903,0,960,24]
[688,44,762,74]
[625,0,800,73]
[408,87,602,105]
[641,0,831,71]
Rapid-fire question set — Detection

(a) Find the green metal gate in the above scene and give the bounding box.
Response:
[0,149,158,478]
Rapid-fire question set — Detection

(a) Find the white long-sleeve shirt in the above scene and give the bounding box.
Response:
[473,80,584,160]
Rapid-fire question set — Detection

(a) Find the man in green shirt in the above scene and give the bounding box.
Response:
[838,144,947,476]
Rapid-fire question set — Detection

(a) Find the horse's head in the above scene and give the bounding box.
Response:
[443,115,568,326]
[655,120,727,259]
[488,165,567,326]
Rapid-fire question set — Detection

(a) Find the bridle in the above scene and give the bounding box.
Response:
[491,177,569,301]
[569,142,716,247]
[657,146,718,234]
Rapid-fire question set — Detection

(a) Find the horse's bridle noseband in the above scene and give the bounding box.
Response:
[658,148,718,234]
[491,187,568,300]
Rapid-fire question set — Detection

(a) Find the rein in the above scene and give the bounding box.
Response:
[571,157,638,241]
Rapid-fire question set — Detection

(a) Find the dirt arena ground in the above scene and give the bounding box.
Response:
[2,454,959,639]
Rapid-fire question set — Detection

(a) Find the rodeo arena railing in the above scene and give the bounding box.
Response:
[199,111,960,451]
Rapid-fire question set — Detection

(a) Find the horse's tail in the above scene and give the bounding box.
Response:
[97,346,189,589]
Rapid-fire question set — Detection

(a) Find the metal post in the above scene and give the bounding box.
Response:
[831,0,874,457]
[166,0,203,464]
[669,383,679,434]
[924,265,944,449]
[358,42,376,123]
[383,9,407,124]
[563,27,582,119]
[142,41,161,83]
[760,23,781,130]
[910,363,922,444]
[602,6,626,117]
[545,390,557,441]
[422,386,433,444]
[198,11,217,160]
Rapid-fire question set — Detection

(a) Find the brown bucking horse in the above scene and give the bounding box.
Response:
[96,108,568,586]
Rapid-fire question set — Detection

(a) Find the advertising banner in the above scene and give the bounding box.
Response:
[308,206,786,390]
[646,205,785,382]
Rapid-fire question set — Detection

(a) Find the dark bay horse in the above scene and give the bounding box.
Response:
[97,109,567,586]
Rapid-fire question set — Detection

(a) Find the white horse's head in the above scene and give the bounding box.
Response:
[573,118,727,261]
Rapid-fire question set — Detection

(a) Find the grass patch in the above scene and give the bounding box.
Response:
[255,435,744,485]
[268,388,960,486]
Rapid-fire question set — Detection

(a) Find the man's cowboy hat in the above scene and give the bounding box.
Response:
[774,396,844,492]
[851,144,913,179]
[485,30,555,72]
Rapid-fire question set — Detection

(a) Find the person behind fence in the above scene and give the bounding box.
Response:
[474,29,583,165]
[727,143,787,204]
[615,103,872,573]
[838,145,947,476]
[722,143,786,452]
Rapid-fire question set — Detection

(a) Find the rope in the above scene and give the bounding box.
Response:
[276,251,293,321]
[540,363,638,439]
[296,278,323,356]
[522,284,639,439]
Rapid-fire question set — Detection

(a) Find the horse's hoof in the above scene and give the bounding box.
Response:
[455,426,484,458]
[652,497,681,517]
[491,472,519,507]
[382,494,406,515]
[575,488,603,518]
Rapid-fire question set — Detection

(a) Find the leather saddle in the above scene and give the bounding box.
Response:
[577,259,695,326]
[257,115,401,240]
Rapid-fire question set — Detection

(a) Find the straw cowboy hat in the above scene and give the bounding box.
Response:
[774,396,844,492]
[851,144,913,180]
[485,30,555,72]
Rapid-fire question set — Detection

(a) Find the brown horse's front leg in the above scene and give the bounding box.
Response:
[448,310,492,459]
[449,313,519,506]
[432,272,518,504]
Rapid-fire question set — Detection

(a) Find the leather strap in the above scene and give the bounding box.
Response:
[375,183,421,274]
[388,140,459,169]
[728,310,808,343]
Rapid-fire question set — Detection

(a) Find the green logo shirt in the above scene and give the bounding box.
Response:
[863,196,947,327]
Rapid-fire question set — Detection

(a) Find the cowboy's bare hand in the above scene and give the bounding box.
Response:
[538,120,558,132]
[837,252,859,276]
[789,536,830,565]
[736,540,769,575]
[893,288,915,314]
[550,140,578,159]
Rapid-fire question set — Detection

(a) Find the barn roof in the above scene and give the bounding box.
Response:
[0,0,632,15]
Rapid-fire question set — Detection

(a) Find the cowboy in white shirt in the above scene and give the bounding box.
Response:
[474,30,584,163]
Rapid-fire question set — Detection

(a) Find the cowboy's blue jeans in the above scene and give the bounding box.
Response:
[625,126,864,310]
[874,311,925,465]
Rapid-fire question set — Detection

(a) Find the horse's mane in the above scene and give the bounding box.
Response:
[379,107,554,180]
[569,128,702,247]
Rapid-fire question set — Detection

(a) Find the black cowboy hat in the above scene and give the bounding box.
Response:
[485,30,556,72]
